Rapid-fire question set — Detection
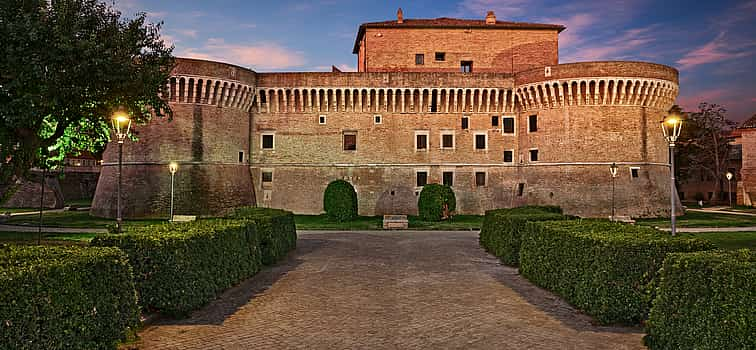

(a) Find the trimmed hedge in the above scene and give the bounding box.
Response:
[417,184,456,221]
[230,207,297,265]
[479,206,569,266]
[0,245,139,349]
[323,180,358,222]
[91,220,261,316]
[519,220,713,325]
[644,249,755,349]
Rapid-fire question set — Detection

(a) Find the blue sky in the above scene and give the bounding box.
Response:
[117,0,756,122]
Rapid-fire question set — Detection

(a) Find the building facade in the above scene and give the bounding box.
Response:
[91,10,680,218]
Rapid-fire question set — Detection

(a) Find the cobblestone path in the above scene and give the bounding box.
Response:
[131,230,645,349]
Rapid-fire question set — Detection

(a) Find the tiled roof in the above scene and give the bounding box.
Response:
[353,18,566,53]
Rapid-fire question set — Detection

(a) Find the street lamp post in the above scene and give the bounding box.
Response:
[610,162,619,221]
[169,162,178,222]
[111,112,131,233]
[726,171,733,208]
[661,115,683,236]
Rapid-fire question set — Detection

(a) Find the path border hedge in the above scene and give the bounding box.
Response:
[0,245,139,349]
[230,207,297,265]
[644,249,755,349]
[519,220,713,325]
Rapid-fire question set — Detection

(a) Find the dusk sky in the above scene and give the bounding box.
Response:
[117,0,756,122]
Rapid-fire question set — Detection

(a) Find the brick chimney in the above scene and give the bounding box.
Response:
[397,8,404,24]
[485,11,496,24]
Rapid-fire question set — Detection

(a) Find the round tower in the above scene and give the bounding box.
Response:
[91,58,257,218]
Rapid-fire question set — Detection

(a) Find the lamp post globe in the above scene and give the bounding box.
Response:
[610,162,618,221]
[661,115,683,236]
[726,171,733,208]
[169,162,178,222]
[111,111,131,233]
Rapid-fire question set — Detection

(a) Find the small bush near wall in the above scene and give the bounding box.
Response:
[0,245,139,349]
[230,207,297,265]
[417,184,456,221]
[91,220,261,316]
[479,206,569,266]
[644,249,755,350]
[323,180,358,222]
[519,220,713,325]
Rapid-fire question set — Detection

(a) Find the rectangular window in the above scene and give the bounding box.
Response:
[475,133,487,150]
[319,115,326,124]
[503,150,514,163]
[461,116,469,130]
[415,54,424,65]
[517,183,525,196]
[416,171,428,187]
[415,132,428,151]
[374,115,382,124]
[261,134,274,149]
[441,133,454,149]
[435,52,446,61]
[238,151,244,163]
[631,167,640,178]
[442,171,454,187]
[461,61,473,73]
[528,115,538,132]
[529,149,539,162]
[343,132,357,151]
[475,172,486,187]
[502,117,515,134]
[491,116,499,127]
[262,171,273,183]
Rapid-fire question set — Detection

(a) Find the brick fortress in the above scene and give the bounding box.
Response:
[92,10,680,218]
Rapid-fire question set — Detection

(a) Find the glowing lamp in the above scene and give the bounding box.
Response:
[661,115,683,146]
[169,162,179,174]
[111,112,132,143]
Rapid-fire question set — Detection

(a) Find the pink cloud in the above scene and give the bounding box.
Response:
[562,25,657,62]
[676,88,729,112]
[177,38,306,70]
[676,32,754,70]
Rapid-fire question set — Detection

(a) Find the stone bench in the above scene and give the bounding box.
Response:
[383,215,408,230]
[610,215,636,224]
[171,215,197,223]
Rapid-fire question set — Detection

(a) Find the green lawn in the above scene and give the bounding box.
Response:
[2,211,165,228]
[637,211,756,228]
[64,198,93,207]
[0,231,95,245]
[682,231,756,250]
[295,214,484,231]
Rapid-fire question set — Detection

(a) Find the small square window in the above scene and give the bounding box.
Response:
[441,133,454,149]
[517,183,525,196]
[491,116,499,127]
[416,171,428,187]
[435,52,446,61]
[261,134,274,149]
[415,54,424,65]
[502,117,515,134]
[475,172,486,187]
[374,115,382,124]
[503,150,514,163]
[442,171,454,187]
[262,171,273,183]
[528,115,538,132]
[631,167,640,178]
[461,117,469,130]
[475,134,487,150]
[343,133,357,151]
[461,61,473,73]
[238,151,244,163]
[416,133,428,151]
[529,149,539,162]
[319,115,326,124]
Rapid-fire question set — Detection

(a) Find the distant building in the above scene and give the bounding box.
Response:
[732,115,756,205]
[92,9,680,218]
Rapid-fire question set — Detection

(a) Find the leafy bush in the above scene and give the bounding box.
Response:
[91,220,261,316]
[323,180,358,221]
[417,184,456,221]
[0,245,139,349]
[519,220,713,325]
[229,207,297,265]
[644,249,755,349]
[479,206,569,266]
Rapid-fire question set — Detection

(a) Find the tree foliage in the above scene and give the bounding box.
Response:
[323,180,358,222]
[417,184,456,221]
[674,103,737,200]
[0,0,174,183]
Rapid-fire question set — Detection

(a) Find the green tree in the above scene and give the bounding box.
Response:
[0,0,174,191]
[323,180,358,222]
[417,184,456,221]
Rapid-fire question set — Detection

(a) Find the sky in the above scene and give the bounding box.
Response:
[115,0,756,122]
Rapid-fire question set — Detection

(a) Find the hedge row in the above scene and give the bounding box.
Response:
[519,220,713,325]
[0,245,139,349]
[230,207,297,265]
[644,249,755,350]
[322,180,358,222]
[479,206,569,266]
[91,220,263,316]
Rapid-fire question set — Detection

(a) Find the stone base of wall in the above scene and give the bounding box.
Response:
[2,173,64,209]
[251,163,680,218]
[59,172,99,202]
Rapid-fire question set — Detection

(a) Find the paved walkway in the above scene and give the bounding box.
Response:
[659,226,756,233]
[0,224,106,233]
[687,207,756,217]
[130,231,645,350]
